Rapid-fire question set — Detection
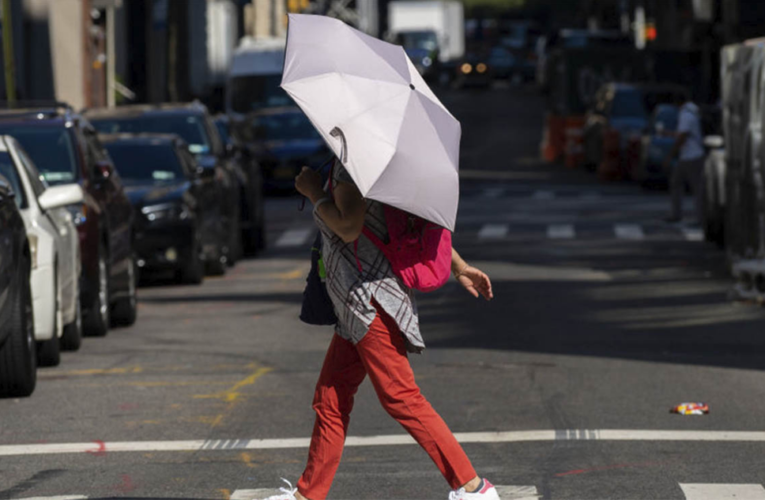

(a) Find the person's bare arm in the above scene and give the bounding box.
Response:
[295,166,366,243]
[451,247,493,300]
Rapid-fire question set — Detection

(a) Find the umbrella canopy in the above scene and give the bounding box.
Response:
[281,13,461,231]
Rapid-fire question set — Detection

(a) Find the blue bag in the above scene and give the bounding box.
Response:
[300,232,337,325]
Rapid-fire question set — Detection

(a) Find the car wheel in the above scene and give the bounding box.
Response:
[37,272,61,367]
[111,256,137,327]
[227,213,241,267]
[60,296,82,352]
[84,244,110,337]
[0,262,37,398]
[178,236,204,285]
[206,245,227,276]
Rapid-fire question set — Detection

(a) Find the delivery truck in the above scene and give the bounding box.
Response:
[388,1,465,66]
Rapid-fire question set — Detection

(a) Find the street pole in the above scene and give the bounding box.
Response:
[106,4,115,107]
[2,0,16,105]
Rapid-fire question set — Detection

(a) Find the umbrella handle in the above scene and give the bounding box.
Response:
[330,127,348,164]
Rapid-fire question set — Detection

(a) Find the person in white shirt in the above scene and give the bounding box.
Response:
[664,94,705,223]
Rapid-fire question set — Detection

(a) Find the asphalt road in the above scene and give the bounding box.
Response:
[3,85,765,500]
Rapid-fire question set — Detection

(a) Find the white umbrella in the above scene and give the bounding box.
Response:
[281,13,461,231]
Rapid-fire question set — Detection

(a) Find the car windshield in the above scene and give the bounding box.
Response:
[104,142,186,183]
[229,74,293,114]
[0,125,78,185]
[91,114,211,154]
[611,90,647,119]
[0,152,26,208]
[252,112,321,141]
[399,31,438,51]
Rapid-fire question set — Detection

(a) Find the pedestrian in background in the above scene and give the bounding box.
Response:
[664,93,706,223]
[258,160,498,500]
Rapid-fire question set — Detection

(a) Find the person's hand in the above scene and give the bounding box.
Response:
[295,167,324,202]
[456,265,493,301]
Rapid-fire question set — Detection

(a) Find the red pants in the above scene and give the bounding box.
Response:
[297,304,476,500]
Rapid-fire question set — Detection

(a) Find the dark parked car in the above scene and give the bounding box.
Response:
[85,103,240,269]
[245,107,330,192]
[583,83,688,178]
[101,134,230,282]
[213,114,266,255]
[0,104,137,336]
[0,173,36,398]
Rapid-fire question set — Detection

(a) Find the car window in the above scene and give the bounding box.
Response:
[0,125,79,186]
[104,142,186,183]
[14,146,47,198]
[214,120,231,145]
[0,152,26,209]
[90,114,212,155]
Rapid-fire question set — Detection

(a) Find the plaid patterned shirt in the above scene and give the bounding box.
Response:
[313,162,424,352]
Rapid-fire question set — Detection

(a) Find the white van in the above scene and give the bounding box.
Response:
[226,37,289,120]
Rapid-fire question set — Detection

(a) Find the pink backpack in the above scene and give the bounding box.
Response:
[329,162,452,293]
[359,206,452,293]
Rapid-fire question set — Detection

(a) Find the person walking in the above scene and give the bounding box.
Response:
[258,160,498,500]
[664,94,706,223]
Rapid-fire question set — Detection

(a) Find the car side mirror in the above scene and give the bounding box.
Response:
[196,166,215,179]
[94,160,114,181]
[39,184,84,210]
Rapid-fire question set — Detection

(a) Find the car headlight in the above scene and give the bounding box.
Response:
[141,203,190,222]
[422,56,432,68]
[66,203,88,226]
[476,63,487,74]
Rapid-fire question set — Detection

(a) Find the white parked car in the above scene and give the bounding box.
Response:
[0,136,83,367]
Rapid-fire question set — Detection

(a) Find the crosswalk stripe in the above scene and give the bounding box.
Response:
[533,190,555,200]
[680,483,765,500]
[682,227,704,242]
[478,224,508,240]
[615,224,645,240]
[274,228,313,248]
[495,485,541,499]
[482,187,506,198]
[547,224,575,239]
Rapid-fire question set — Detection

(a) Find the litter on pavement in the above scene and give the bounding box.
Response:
[670,402,709,415]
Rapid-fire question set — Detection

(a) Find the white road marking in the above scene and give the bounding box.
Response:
[547,224,575,239]
[478,224,508,240]
[274,228,313,248]
[482,187,506,198]
[4,430,765,457]
[14,497,88,500]
[680,484,765,500]
[682,227,705,242]
[495,485,540,499]
[533,190,555,200]
[232,489,280,499]
[615,224,645,240]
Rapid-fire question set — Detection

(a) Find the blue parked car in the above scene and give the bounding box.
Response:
[631,104,680,187]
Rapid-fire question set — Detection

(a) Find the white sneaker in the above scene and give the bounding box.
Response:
[259,478,298,500]
[448,479,501,500]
